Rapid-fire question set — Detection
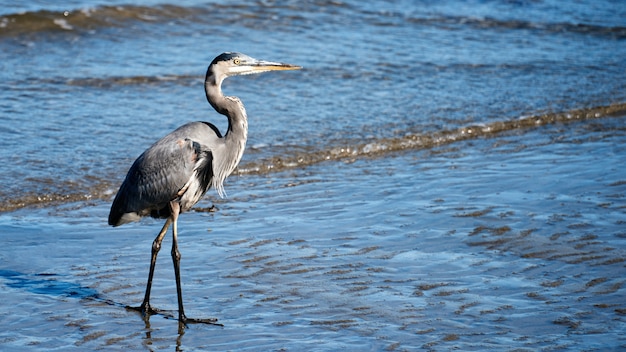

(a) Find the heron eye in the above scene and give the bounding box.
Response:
[233,58,241,65]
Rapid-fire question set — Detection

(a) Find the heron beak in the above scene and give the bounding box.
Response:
[226,56,301,76]
[251,60,302,72]
[228,59,301,76]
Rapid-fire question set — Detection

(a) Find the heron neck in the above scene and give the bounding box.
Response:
[205,77,247,131]
[204,75,226,115]
[224,98,248,147]
[204,76,248,171]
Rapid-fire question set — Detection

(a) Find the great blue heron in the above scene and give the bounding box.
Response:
[108,52,301,328]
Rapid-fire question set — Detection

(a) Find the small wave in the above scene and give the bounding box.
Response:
[0,182,116,213]
[66,74,199,88]
[0,2,318,39]
[406,15,626,39]
[236,103,626,175]
[4,74,199,90]
[0,5,205,38]
[3,3,624,41]
[1,102,625,213]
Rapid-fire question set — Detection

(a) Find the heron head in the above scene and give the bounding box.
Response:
[210,52,301,77]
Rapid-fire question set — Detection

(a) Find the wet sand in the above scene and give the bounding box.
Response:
[1,117,625,350]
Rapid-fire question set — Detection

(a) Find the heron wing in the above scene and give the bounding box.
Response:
[108,122,222,226]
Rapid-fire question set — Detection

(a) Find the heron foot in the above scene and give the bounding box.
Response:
[126,302,159,317]
[176,314,223,333]
[181,316,222,326]
[127,304,222,327]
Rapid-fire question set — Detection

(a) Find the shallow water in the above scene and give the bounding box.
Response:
[1,0,626,350]
[2,117,625,350]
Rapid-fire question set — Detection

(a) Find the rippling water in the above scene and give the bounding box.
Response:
[1,0,625,350]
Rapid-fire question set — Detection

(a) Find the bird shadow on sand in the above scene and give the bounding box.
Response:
[0,269,100,299]
[0,269,223,331]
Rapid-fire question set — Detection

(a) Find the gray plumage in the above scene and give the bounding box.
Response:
[108,52,300,329]
[109,122,220,225]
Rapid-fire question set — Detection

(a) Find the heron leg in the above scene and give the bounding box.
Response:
[169,201,221,331]
[169,201,187,328]
[137,217,172,315]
